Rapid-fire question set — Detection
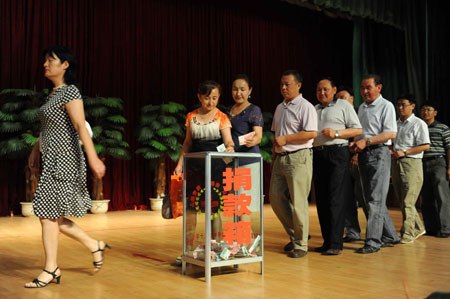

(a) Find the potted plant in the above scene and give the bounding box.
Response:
[83,96,130,213]
[0,88,47,216]
[136,101,186,210]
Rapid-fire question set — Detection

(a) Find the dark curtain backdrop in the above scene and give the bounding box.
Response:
[0,0,354,216]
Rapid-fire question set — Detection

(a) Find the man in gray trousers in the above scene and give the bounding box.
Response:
[350,74,400,253]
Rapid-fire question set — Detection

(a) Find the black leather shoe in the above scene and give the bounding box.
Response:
[321,249,342,255]
[437,232,450,238]
[355,245,380,254]
[313,245,327,253]
[343,236,361,243]
[381,240,400,248]
[287,249,307,258]
[284,242,294,252]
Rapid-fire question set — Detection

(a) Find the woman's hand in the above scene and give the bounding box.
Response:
[225,145,234,152]
[174,164,183,176]
[28,143,41,170]
[89,157,106,179]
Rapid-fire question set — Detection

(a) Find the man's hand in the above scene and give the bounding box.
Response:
[350,139,367,153]
[392,150,406,160]
[274,135,287,147]
[321,128,336,139]
[350,154,358,168]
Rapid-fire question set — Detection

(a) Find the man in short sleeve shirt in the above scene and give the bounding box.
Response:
[420,102,450,238]
[391,94,430,244]
[350,74,400,253]
[312,78,362,255]
[270,70,318,258]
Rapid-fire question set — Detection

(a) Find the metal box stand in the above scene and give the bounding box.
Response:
[181,152,264,282]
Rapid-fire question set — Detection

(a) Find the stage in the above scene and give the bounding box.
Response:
[0,205,449,298]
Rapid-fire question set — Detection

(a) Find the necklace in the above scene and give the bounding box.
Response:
[53,84,67,90]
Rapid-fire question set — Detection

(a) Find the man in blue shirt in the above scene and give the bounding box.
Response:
[350,74,400,253]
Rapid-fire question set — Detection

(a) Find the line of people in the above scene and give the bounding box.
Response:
[271,71,450,258]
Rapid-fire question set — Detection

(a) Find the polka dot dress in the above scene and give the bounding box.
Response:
[32,85,92,219]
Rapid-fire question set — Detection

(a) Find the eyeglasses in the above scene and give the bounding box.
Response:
[420,108,435,112]
[396,103,411,108]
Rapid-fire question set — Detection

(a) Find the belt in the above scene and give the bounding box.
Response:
[423,155,444,161]
[277,148,303,156]
[313,143,348,151]
[362,144,386,151]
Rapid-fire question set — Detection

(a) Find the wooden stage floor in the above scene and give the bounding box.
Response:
[0,205,449,299]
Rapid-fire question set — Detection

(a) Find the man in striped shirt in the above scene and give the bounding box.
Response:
[420,102,450,238]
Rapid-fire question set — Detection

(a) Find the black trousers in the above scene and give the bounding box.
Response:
[313,145,351,250]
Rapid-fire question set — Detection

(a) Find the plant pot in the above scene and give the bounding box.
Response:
[149,197,163,211]
[90,199,110,214]
[20,202,35,217]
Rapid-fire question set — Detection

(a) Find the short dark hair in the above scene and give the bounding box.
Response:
[282,69,303,83]
[43,45,78,85]
[337,85,354,97]
[397,94,416,105]
[317,76,336,88]
[198,80,221,96]
[362,74,382,86]
[421,101,438,111]
[232,74,252,88]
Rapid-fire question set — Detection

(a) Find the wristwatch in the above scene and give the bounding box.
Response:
[367,138,372,146]
[335,130,340,138]
[403,150,408,157]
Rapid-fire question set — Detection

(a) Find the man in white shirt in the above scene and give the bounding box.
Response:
[391,94,430,244]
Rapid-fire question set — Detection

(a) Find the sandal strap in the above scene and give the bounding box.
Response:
[93,258,104,268]
[43,267,59,278]
[31,278,47,288]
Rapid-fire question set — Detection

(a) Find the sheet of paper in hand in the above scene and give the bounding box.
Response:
[238,131,255,146]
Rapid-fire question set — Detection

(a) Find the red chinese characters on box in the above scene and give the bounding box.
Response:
[222,167,253,245]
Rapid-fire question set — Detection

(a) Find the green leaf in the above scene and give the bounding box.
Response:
[0,110,15,121]
[0,89,36,97]
[260,150,272,163]
[137,127,154,143]
[157,127,173,137]
[141,105,160,114]
[106,147,130,159]
[161,102,186,113]
[168,148,181,161]
[2,101,25,112]
[22,133,39,146]
[136,148,161,160]
[94,144,105,155]
[87,106,108,118]
[159,115,177,125]
[104,130,123,141]
[150,120,162,131]
[91,126,103,139]
[150,140,167,151]
[106,115,127,124]
[101,97,123,110]
[0,122,22,133]
[0,138,28,156]
[120,141,130,147]
[20,108,40,122]
[139,114,157,125]
[82,96,98,106]
[163,135,178,146]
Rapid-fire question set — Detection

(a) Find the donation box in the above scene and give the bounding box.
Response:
[182,152,264,282]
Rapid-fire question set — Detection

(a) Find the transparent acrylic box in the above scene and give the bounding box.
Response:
[182,152,264,282]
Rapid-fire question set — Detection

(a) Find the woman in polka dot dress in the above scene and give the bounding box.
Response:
[25,46,108,288]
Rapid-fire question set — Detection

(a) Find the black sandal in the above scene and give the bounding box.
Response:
[24,267,61,288]
[92,241,111,271]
